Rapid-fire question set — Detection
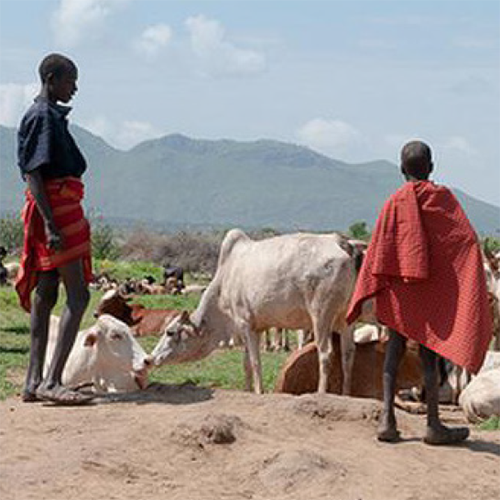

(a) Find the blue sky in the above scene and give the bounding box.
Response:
[1,0,499,206]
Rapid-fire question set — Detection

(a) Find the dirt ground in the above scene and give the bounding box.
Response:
[1,384,499,500]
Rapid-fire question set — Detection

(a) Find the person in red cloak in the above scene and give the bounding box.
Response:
[16,54,93,405]
[346,141,492,445]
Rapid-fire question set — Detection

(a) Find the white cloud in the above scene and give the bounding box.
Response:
[185,15,266,77]
[81,116,162,150]
[133,24,173,59]
[52,0,130,48]
[0,83,38,127]
[296,118,362,159]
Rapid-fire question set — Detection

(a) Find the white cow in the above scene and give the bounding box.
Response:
[483,250,500,350]
[45,314,152,393]
[459,368,500,423]
[152,229,361,394]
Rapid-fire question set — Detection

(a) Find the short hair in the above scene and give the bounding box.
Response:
[38,53,77,83]
[400,141,433,178]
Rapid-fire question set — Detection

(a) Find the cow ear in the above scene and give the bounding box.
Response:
[84,331,98,347]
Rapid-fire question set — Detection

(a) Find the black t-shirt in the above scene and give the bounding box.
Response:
[17,97,87,180]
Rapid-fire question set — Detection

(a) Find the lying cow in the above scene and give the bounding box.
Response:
[94,289,180,336]
[152,229,362,394]
[45,314,152,393]
[459,368,500,423]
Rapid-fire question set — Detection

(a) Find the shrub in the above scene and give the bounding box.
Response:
[91,216,121,260]
[0,213,24,254]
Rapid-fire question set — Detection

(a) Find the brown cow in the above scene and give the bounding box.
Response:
[94,290,180,336]
[275,334,422,402]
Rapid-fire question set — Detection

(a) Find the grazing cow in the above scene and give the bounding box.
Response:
[45,314,152,393]
[459,368,500,423]
[95,289,180,336]
[152,229,362,394]
[163,264,184,292]
[264,328,290,352]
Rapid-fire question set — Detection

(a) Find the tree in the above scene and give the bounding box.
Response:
[348,221,370,241]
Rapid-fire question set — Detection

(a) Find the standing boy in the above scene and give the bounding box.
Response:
[347,141,492,445]
[16,53,93,404]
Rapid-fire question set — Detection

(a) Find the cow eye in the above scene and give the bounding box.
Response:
[110,332,123,341]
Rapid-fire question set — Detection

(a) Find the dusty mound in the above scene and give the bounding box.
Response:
[1,385,499,500]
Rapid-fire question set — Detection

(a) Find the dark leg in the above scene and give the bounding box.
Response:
[419,346,469,445]
[37,260,92,404]
[378,329,406,442]
[23,270,59,401]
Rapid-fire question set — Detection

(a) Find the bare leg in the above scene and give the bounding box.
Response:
[37,260,92,403]
[378,329,406,442]
[23,270,59,401]
[420,346,469,445]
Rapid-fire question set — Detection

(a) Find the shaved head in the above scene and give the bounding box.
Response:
[38,53,77,83]
[400,141,433,180]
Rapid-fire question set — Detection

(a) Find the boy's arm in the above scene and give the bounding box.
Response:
[25,170,63,250]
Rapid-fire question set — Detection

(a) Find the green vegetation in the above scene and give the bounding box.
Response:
[478,416,500,431]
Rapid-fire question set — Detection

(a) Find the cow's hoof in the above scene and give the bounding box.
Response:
[423,425,469,446]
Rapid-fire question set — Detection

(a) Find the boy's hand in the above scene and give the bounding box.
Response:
[45,222,64,251]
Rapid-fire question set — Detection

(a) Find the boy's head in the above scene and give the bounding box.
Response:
[38,53,78,104]
[400,140,433,180]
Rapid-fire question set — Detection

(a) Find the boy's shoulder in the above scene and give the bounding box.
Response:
[20,99,54,130]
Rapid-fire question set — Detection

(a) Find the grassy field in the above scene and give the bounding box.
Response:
[0,283,289,400]
[1,267,498,431]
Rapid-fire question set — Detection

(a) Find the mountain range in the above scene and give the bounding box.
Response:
[1,124,499,234]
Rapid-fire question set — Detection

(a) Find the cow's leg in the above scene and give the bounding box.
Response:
[314,319,333,394]
[264,330,272,352]
[280,328,290,352]
[243,346,253,392]
[242,327,264,394]
[339,325,356,395]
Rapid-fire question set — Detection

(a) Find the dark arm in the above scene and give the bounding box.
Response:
[25,170,63,250]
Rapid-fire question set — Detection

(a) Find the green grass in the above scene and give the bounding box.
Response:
[478,416,500,431]
[0,275,289,399]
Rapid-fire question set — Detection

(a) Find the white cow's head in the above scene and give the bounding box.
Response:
[152,310,211,365]
[83,314,152,390]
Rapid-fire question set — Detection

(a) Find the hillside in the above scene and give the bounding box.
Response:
[1,125,499,233]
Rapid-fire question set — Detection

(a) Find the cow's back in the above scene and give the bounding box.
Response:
[217,232,357,331]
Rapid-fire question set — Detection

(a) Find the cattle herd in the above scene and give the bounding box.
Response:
[1,232,500,423]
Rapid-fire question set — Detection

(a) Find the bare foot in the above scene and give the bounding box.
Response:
[22,380,42,403]
[423,425,469,446]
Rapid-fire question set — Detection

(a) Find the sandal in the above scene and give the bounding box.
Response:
[36,385,95,406]
[423,426,469,446]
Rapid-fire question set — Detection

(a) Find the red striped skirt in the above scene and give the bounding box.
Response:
[15,177,93,312]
